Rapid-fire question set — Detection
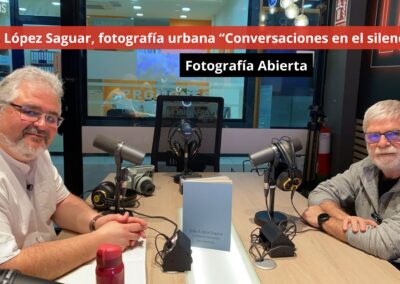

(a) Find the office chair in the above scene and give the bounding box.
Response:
[151,95,223,174]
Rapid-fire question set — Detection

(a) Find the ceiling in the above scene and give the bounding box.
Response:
[18,0,228,20]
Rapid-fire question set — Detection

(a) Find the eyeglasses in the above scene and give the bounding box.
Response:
[364,130,400,144]
[2,101,64,128]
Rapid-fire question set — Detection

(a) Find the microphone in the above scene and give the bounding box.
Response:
[179,119,192,140]
[93,135,145,165]
[249,137,302,167]
[0,269,61,283]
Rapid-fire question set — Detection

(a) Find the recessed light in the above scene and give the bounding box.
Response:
[182,7,190,12]
[136,13,143,17]
[133,5,142,10]
[180,15,187,19]
[52,1,60,6]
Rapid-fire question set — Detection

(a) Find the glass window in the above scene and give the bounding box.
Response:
[86,0,248,122]
[0,0,11,79]
[18,0,60,17]
[257,1,327,128]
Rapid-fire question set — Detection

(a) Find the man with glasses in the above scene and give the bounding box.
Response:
[302,100,400,265]
[0,66,147,280]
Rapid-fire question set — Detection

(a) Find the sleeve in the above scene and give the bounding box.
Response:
[44,151,70,203]
[308,161,362,209]
[52,164,70,204]
[0,181,20,264]
[346,213,400,260]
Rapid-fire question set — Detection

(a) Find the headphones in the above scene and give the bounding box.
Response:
[273,139,302,191]
[167,121,202,159]
[91,181,137,211]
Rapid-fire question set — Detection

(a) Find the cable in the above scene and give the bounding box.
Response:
[248,227,297,263]
[125,209,178,237]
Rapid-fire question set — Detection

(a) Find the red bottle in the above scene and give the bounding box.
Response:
[96,244,124,284]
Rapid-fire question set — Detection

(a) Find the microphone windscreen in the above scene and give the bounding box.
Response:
[291,137,303,152]
[93,134,145,165]
[249,146,276,167]
[93,134,118,154]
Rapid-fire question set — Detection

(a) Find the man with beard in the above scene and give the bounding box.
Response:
[302,99,400,266]
[0,66,147,280]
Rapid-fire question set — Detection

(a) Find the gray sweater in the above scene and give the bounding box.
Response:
[308,157,400,261]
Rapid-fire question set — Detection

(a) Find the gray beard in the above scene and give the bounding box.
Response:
[367,147,400,174]
[0,133,46,160]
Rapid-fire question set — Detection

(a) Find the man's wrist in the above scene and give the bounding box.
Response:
[89,214,103,232]
[317,213,330,231]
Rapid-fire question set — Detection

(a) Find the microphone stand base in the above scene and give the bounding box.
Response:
[254,210,287,227]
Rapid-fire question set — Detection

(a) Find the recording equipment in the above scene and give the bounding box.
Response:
[91,181,137,211]
[168,119,201,159]
[273,140,303,192]
[0,269,61,284]
[249,137,302,167]
[259,221,295,258]
[93,135,145,214]
[180,119,193,140]
[93,135,145,165]
[168,119,202,184]
[249,137,303,226]
[126,165,155,196]
[161,230,192,272]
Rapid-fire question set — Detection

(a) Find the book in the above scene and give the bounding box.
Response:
[182,176,232,251]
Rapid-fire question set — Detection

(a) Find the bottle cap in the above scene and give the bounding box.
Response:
[96,244,123,269]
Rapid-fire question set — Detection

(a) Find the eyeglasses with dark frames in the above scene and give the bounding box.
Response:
[364,130,400,144]
[1,101,64,127]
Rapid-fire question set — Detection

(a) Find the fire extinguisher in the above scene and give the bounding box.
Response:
[317,125,331,177]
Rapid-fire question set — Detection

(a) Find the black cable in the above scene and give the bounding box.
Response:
[125,209,178,237]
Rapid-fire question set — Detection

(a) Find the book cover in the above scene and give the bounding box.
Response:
[182,176,232,251]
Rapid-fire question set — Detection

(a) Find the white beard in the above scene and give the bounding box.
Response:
[367,145,400,174]
[0,133,46,160]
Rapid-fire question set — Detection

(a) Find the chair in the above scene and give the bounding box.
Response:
[151,95,224,173]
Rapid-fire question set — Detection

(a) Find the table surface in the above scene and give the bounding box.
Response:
[64,172,400,284]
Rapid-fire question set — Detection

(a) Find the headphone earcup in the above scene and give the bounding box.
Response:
[188,141,198,156]
[91,181,115,210]
[171,141,183,157]
[276,171,290,191]
[276,169,303,191]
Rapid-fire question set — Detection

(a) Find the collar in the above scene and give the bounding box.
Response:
[0,147,35,175]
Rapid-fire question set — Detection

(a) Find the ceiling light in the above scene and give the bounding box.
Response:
[52,1,60,6]
[19,7,27,12]
[136,13,143,17]
[182,7,191,12]
[294,14,309,26]
[133,6,142,10]
[180,15,187,19]
[285,3,299,19]
[280,0,294,9]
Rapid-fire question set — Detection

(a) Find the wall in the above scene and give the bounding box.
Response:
[323,0,368,175]
[356,0,400,118]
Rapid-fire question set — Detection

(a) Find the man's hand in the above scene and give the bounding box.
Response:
[95,212,147,231]
[95,219,147,250]
[341,216,378,233]
[301,205,325,228]
[94,212,147,249]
